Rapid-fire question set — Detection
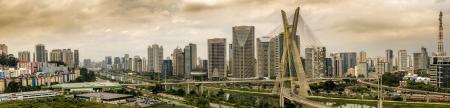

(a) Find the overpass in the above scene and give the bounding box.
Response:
[283,90,331,108]
[120,78,376,86]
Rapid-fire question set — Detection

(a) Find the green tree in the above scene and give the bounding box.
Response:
[393,96,402,101]
[323,80,336,92]
[48,61,66,66]
[216,89,225,97]
[152,84,164,94]
[73,68,96,82]
[175,89,185,96]
[382,72,405,86]
[5,81,21,93]
[0,54,18,67]
[189,90,198,96]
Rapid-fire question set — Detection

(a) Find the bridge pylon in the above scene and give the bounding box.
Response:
[272,7,311,99]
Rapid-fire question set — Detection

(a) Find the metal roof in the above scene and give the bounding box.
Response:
[76,92,133,100]
[47,81,122,89]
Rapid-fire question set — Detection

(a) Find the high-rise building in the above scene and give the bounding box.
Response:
[133,56,143,72]
[121,57,125,70]
[162,59,173,78]
[398,50,408,71]
[148,44,163,73]
[330,52,357,77]
[429,56,450,88]
[74,49,79,68]
[413,53,423,69]
[18,51,31,62]
[355,62,368,77]
[375,57,387,74]
[44,50,48,62]
[435,11,446,56]
[229,44,233,77]
[105,56,112,69]
[124,54,130,70]
[268,36,281,79]
[62,49,74,68]
[143,57,147,72]
[202,60,208,72]
[314,47,327,78]
[231,26,256,78]
[114,57,121,70]
[33,52,35,62]
[413,47,429,70]
[268,33,300,79]
[324,58,333,77]
[127,58,133,71]
[208,38,227,80]
[36,44,47,62]
[197,57,204,69]
[172,48,184,76]
[305,48,314,78]
[421,47,429,69]
[358,51,367,63]
[191,44,197,69]
[83,59,92,68]
[0,44,7,55]
[184,43,197,79]
[385,49,394,72]
[50,49,63,62]
[257,37,271,78]
[341,52,357,76]
[355,51,368,77]
[330,53,343,77]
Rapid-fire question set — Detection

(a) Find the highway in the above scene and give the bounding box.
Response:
[104,72,450,97]
[104,72,450,107]
[358,80,450,96]
[282,90,331,108]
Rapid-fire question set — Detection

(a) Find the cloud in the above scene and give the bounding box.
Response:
[181,0,276,13]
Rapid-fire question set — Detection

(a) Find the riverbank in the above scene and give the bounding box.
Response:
[309,96,450,108]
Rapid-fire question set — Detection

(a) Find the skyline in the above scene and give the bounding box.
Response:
[0,0,450,61]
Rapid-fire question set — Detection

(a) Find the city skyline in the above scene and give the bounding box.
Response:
[0,0,449,61]
[1,1,450,107]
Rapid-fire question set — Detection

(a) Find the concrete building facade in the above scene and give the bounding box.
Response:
[257,37,271,78]
[36,44,47,62]
[172,48,184,76]
[231,26,256,78]
[184,43,197,79]
[148,44,163,73]
[208,38,227,80]
[18,51,31,62]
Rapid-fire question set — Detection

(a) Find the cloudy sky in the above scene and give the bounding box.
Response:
[0,0,449,61]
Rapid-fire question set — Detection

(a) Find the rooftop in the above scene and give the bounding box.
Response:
[47,81,122,89]
[76,92,133,100]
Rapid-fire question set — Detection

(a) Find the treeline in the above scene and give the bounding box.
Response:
[4,81,41,93]
[0,54,18,67]
[72,68,96,82]
[382,72,405,87]
[0,96,125,108]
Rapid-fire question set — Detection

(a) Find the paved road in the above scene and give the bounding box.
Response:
[358,80,450,96]
[102,72,233,108]
[204,86,275,95]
